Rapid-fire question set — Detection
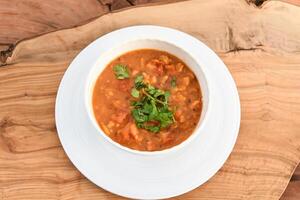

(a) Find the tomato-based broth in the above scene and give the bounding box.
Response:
[92,49,202,151]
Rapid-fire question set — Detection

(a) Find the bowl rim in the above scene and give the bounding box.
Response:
[84,27,212,156]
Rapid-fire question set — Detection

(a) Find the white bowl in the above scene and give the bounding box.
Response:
[55,25,240,199]
[85,39,211,155]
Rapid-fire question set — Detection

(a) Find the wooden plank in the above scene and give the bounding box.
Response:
[1,0,300,199]
[0,0,108,45]
[0,45,9,52]
[0,0,298,52]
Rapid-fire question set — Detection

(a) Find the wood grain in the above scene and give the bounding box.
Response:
[0,0,177,54]
[0,0,108,47]
[0,0,300,199]
[0,0,178,65]
[0,45,9,52]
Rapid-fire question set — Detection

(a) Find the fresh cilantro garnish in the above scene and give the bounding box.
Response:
[134,75,145,89]
[171,76,176,87]
[131,88,140,98]
[131,75,175,133]
[144,126,160,133]
[113,64,130,79]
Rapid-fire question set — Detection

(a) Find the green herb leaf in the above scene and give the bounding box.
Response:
[142,101,153,114]
[131,77,174,133]
[134,75,145,89]
[113,64,130,79]
[171,76,176,87]
[156,110,174,128]
[164,91,170,101]
[153,89,165,98]
[132,109,148,123]
[148,100,158,120]
[131,88,140,98]
[144,126,160,133]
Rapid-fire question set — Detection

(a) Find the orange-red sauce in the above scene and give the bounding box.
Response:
[93,49,202,151]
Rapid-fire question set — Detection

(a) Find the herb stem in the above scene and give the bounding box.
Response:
[131,75,175,133]
[142,89,167,105]
[172,115,176,122]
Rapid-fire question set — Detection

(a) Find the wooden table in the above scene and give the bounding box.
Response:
[0,0,299,199]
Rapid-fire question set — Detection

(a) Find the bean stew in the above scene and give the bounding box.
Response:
[92,49,202,151]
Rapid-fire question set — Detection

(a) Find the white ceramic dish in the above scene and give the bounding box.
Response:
[55,25,240,199]
[86,39,210,155]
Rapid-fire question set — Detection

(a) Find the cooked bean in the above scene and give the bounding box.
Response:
[130,123,142,142]
[107,121,115,128]
[190,100,201,109]
[146,61,156,70]
[176,63,184,72]
[159,55,171,64]
[101,123,111,135]
[160,132,172,144]
[119,123,130,141]
[147,59,164,75]
[182,77,190,87]
[175,109,183,120]
[150,76,157,84]
[179,116,185,123]
[165,64,176,72]
[105,89,114,98]
[142,72,150,83]
[132,70,139,76]
[160,75,169,85]
[112,100,127,109]
[175,94,186,102]
[146,141,156,151]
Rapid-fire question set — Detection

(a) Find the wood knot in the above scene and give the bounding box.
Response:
[246,0,266,7]
[0,44,15,67]
[0,117,12,129]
